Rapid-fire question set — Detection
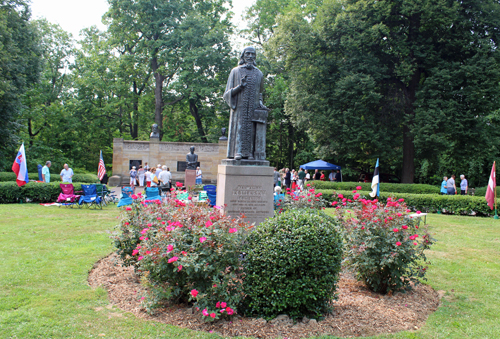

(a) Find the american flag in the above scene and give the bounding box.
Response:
[98,150,106,180]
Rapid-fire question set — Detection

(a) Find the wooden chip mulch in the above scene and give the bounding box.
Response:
[88,253,441,338]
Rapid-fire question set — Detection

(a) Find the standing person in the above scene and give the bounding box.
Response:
[314,169,321,181]
[447,175,457,195]
[460,175,468,195]
[335,170,342,182]
[138,165,145,187]
[42,161,51,183]
[144,162,150,171]
[273,168,280,187]
[305,170,311,183]
[196,166,203,185]
[298,168,306,189]
[129,166,137,188]
[145,168,152,187]
[150,168,159,187]
[291,169,297,190]
[158,166,172,193]
[60,164,74,183]
[329,170,336,181]
[156,164,162,177]
[285,168,291,189]
[440,176,448,195]
[320,171,326,181]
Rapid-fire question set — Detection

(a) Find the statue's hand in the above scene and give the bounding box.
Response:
[241,75,247,87]
[259,100,268,110]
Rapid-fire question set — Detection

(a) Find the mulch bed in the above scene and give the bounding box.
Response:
[88,253,441,338]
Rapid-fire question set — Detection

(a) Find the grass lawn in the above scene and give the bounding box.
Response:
[0,205,499,338]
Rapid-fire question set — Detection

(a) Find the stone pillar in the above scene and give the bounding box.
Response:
[149,137,160,169]
[216,160,274,226]
[113,138,124,176]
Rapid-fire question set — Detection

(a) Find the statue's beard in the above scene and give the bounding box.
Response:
[245,62,254,69]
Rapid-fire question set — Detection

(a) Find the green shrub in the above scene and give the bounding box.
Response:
[115,197,249,321]
[330,194,434,293]
[0,172,97,183]
[311,181,440,195]
[317,189,493,216]
[474,186,500,197]
[0,182,85,203]
[243,209,343,320]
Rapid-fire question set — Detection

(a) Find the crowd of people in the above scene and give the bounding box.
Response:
[128,163,203,191]
[440,174,469,195]
[273,167,341,190]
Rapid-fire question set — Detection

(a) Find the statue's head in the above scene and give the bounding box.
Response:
[190,146,195,154]
[152,123,158,132]
[239,46,257,66]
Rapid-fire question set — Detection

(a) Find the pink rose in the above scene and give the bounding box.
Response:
[210,313,216,318]
[414,242,418,245]
[205,221,213,227]
[200,237,207,243]
[168,256,178,263]
[226,307,234,315]
[132,250,139,256]
[220,309,225,313]
[221,302,227,308]
[216,302,220,308]
[338,194,344,199]
[402,225,408,229]
[202,309,208,316]
[229,228,237,233]
[393,228,399,232]
[416,210,421,214]
[176,182,183,187]
[396,242,402,246]
[139,236,144,240]
[356,186,362,190]
[191,289,199,298]
[124,222,130,225]
[131,194,138,199]
[178,265,183,271]
[145,251,150,255]
[141,296,145,300]
[331,201,338,206]
[138,256,143,261]
[167,244,173,252]
[126,207,132,211]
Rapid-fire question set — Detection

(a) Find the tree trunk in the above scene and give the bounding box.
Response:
[288,122,294,169]
[189,99,208,143]
[151,55,164,140]
[401,125,415,183]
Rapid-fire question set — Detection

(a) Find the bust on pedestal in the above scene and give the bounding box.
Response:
[185,146,198,188]
[216,46,274,225]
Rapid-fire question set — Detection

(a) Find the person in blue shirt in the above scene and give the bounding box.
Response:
[440,176,448,195]
[460,175,468,195]
[42,161,51,183]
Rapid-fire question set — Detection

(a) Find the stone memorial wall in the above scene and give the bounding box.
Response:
[112,137,227,183]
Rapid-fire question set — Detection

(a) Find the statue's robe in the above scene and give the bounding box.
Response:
[223,65,264,159]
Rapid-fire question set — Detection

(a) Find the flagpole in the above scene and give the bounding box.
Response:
[495,161,498,219]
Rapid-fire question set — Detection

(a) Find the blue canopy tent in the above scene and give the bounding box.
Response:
[299,160,342,181]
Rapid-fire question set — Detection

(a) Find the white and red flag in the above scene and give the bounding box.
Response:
[485,161,496,210]
[12,143,29,187]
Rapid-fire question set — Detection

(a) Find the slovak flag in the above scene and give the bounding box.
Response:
[12,143,29,187]
[485,161,496,210]
[369,158,380,198]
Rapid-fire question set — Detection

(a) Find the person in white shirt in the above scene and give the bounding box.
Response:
[329,170,336,181]
[156,164,162,177]
[60,164,74,183]
[158,166,172,191]
[145,169,152,187]
[138,165,145,186]
[196,166,202,185]
[150,168,159,187]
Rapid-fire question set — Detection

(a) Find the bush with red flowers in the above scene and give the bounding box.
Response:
[275,184,329,214]
[115,198,251,321]
[331,191,435,293]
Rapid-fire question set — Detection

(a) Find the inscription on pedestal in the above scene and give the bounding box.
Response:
[227,185,270,219]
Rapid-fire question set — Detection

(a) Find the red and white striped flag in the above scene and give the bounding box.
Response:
[98,150,106,181]
[485,161,496,210]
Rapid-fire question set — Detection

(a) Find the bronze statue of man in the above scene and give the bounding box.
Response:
[186,146,198,170]
[223,46,268,161]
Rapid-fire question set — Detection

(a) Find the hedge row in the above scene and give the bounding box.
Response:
[0,182,89,204]
[311,181,441,195]
[316,189,492,217]
[0,172,98,183]
[473,186,500,198]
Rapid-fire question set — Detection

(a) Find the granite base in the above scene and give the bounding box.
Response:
[216,164,274,226]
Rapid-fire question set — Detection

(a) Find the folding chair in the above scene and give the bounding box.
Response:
[145,187,162,203]
[57,184,81,208]
[78,184,103,209]
[203,185,217,207]
[117,186,134,207]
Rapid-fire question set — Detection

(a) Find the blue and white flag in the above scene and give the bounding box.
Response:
[369,158,380,198]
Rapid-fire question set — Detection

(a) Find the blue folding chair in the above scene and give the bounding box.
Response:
[203,185,217,207]
[145,187,161,203]
[79,184,103,209]
[117,186,134,207]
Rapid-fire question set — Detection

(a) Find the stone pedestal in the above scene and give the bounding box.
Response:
[185,169,196,188]
[216,163,274,225]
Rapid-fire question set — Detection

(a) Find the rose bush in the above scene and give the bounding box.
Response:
[115,196,251,321]
[275,184,329,214]
[331,190,435,293]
